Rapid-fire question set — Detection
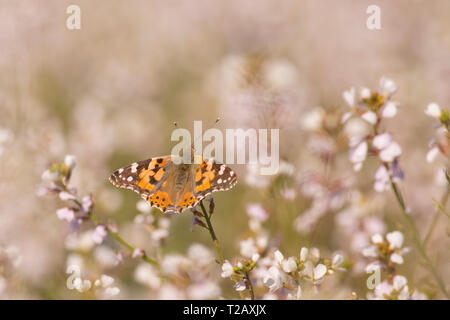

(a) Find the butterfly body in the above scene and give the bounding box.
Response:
[109,155,237,214]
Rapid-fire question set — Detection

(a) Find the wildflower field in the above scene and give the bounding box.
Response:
[0,0,449,300]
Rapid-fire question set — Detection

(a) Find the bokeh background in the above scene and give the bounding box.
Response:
[0,0,449,299]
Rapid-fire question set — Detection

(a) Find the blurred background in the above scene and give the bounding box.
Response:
[0,0,449,299]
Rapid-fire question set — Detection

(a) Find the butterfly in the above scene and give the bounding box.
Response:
[109,155,237,214]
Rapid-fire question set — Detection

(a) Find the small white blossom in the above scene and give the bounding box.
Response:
[59,191,76,201]
[299,247,309,262]
[100,274,114,288]
[331,253,344,268]
[386,231,403,249]
[360,87,371,99]
[425,103,442,119]
[390,253,404,264]
[263,266,285,292]
[56,207,75,222]
[379,141,402,162]
[382,101,400,118]
[343,87,356,107]
[281,257,297,273]
[361,111,377,125]
[274,250,284,264]
[41,169,59,182]
[426,146,440,163]
[379,76,397,95]
[92,225,107,244]
[246,203,268,222]
[313,264,327,281]
[221,260,234,278]
[374,165,390,192]
[234,280,247,292]
[64,155,77,169]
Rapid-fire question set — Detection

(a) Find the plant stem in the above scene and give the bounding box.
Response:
[68,190,158,266]
[245,271,255,300]
[388,175,449,298]
[424,189,450,246]
[88,211,158,266]
[199,201,224,263]
[198,201,245,299]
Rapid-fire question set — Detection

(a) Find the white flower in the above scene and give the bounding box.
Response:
[234,280,247,292]
[302,108,324,131]
[349,140,368,170]
[426,146,440,163]
[136,200,151,214]
[373,133,402,162]
[310,248,320,262]
[74,278,92,293]
[240,238,258,258]
[151,229,168,242]
[343,87,356,107]
[360,87,371,99]
[64,155,77,169]
[92,225,107,244]
[103,287,120,299]
[59,191,76,201]
[371,233,384,244]
[134,263,161,289]
[98,274,114,288]
[390,253,404,264]
[374,165,390,192]
[362,111,377,125]
[41,169,58,182]
[331,253,344,268]
[281,257,297,273]
[252,253,260,262]
[299,247,309,262]
[374,281,393,299]
[362,246,378,258]
[373,133,392,150]
[392,275,407,291]
[263,266,285,292]
[379,76,397,95]
[386,231,403,249]
[246,203,268,222]
[274,250,284,264]
[56,208,75,222]
[379,142,402,162]
[425,103,442,119]
[221,260,234,278]
[313,264,327,281]
[382,101,400,118]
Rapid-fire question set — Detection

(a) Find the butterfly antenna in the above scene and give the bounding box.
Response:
[191,117,221,155]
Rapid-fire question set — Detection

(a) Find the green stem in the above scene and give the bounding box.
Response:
[388,174,449,298]
[245,271,255,300]
[199,201,224,263]
[424,189,450,246]
[198,201,244,299]
[68,189,158,266]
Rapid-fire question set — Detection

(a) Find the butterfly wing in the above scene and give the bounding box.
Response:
[110,156,238,214]
[109,156,174,210]
[192,158,238,201]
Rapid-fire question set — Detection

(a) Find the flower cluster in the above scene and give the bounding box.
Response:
[342,77,404,192]
[369,275,427,300]
[363,231,410,272]
[424,103,449,165]
[362,231,426,300]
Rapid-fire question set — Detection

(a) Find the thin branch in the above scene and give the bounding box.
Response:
[388,173,449,298]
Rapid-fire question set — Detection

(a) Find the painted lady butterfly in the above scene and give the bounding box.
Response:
[109,155,237,214]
